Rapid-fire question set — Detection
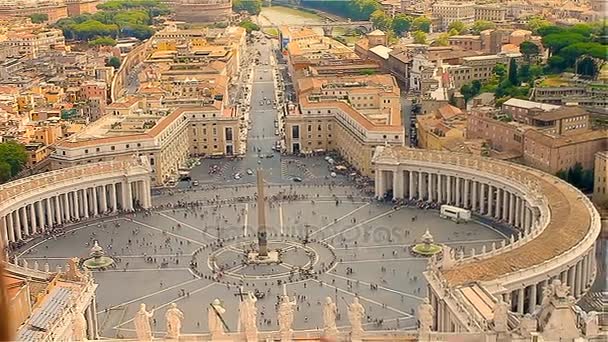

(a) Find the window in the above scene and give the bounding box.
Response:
[84,149,88,153]
[96,148,100,152]
[111,146,115,151]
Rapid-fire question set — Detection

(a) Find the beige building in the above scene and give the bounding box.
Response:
[416,104,467,151]
[284,75,404,176]
[448,52,522,89]
[50,103,241,185]
[4,28,65,59]
[474,4,507,22]
[432,1,475,30]
[594,151,608,206]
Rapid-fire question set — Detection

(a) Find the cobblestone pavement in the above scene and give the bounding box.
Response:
[14,184,505,339]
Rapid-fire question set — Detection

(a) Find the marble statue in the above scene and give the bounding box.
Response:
[71,311,87,341]
[323,297,338,337]
[165,303,184,339]
[418,298,434,334]
[277,295,297,341]
[208,299,227,339]
[348,297,365,339]
[239,291,258,341]
[492,297,509,332]
[134,303,154,341]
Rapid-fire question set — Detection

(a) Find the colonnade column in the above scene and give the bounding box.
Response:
[55,196,62,225]
[124,181,134,211]
[29,204,37,234]
[20,208,28,237]
[74,191,80,220]
[63,194,70,221]
[427,173,433,202]
[472,181,477,211]
[446,176,452,204]
[83,188,89,218]
[375,170,382,198]
[502,190,509,221]
[418,172,424,200]
[517,287,525,314]
[495,188,501,219]
[92,187,99,216]
[479,184,486,214]
[100,185,108,213]
[36,202,44,232]
[15,209,22,240]
[6,214,14,242]
[487,185,493,217]
[110,184,118,213]
[408,171,414,200]
[45,198,52,227]
[437,174,443,203]
[530,283,537,313]
[463,179,470,208]
[1,216,8,245]
[455,177,461,207]
[509,193,515,225]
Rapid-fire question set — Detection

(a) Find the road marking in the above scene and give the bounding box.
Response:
[99,278,200,314]
[439,238,504,245]
[244,203,249,236]
[311,279,413,317]
[131,219,206,247]
[279,204,284,234]
[95,268,192,273]
[310,203,370,236]
[158,212,217,240]
[113,282,217,329]
[472,219,509,239]
[325,272,425,301]
[322,208,397,242]
[333,244,406,250]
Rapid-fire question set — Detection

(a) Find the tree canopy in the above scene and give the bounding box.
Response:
[29,13,49,23]
[519,41,540,61]
[0,142,27,183]
[370,9,392,31]
[239,19,260,33]
[89,36,117,46]
[413,30,427,44]
[233,0,262,15]
[447,21,466,34]
[106,56,121,68]
[470,20,496,34]
[412,16,431,33]
[391,14,412,36]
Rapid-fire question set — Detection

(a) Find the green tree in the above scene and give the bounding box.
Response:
[89,36,117,46]
[436,33,449,46]
[412,30,427,44]
[239,19,260,33]
[29,13,49,23]
[470,20,496,34]
[0,141,27,183]
[460,80,482,102]
[370,10,392,31]
[576,56,599,78]
[508,58,519,86]
[412,16,431,33]
[448,28,459,36]
[448,20,466,34]
[106,56,121,69]
[122,23,154,39]
[526,16,551,34]
[557,162,594,190]
[519,41,540,62]
[233,0,262,15]
[542,32,586,55]
[391,14,412,36]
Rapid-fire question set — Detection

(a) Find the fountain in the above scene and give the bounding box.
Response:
[411,229,443,257]
[83,241,115,269]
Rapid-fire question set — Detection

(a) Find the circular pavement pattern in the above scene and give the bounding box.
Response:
[14,184,507,339]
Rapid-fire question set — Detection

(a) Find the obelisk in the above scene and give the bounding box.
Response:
[256,169,268,257]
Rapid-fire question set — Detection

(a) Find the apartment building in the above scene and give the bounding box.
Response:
[0,0,68,22]
[448,52,523,89]
[416,104,467,150]
[284,75,404,176]
[594,151,608,206]
[502,99,590,135]
[474,4,507,22]
[5,28,65,59]
[432,1,475,30]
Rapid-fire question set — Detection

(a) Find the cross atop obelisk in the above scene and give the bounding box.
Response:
[256,169,268,257]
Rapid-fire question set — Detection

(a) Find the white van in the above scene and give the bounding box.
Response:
[440,205,471,223]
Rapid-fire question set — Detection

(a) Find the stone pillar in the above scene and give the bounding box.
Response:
[437,174,443,203]
[427,173,433,202]
[568,266,576,293]
[576,260,583,297]
[6,213,14,242]
[446,176,452,204]
[529,283,537,313]
[509,193,515,225]
[29,204,37,234]
[479,183,486,214]
[514,197,521,228]
[92,186,99,216]
[517,287,525,314]
[418,172,424,200]
[45,198,53,227]
[455,177,461,207]
[393,171,402,199]
[124,181,133,211]
[463,179,470,208]
[73,191,80,220]
[378,170,385,198]
[409,171,414,200]
[83,188,89,218]
[36,201,44,232]
[110,184,118,212]
[55,196,62,224]
[63,193,70,221]
[15,209,22,240]
[581,255,588,291]
[502,190,509,221]
[487,185,493,217]
[375,169,381,198]
[495,188,501,219]
[472,181,477,211]
[0,216,8,246]
[20,207,28,237]
[100,185,108,213]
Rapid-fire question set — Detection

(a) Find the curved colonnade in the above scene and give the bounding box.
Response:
[0,159,152,250]
[372,146,601,332]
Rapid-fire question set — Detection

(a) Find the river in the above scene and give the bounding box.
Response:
[257,6,330,35]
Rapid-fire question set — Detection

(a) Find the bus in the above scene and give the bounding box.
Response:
[440,205,471,223]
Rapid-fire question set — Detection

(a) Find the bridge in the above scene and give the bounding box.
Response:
[259,20,373,36]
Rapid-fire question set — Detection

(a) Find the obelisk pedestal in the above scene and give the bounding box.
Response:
[247,169,279,263]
